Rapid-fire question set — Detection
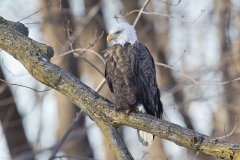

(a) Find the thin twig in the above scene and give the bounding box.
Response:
[88,31,104,48]
[79,57,104,77]
[48,112,83,160]
[66,20,78,57]
[54,48,106,65]
[126,9,206,23]
[95,78,106,93]
[171,50,188,66]
[133,0,151,27]
[125,10,174,19]
[0,78,51,92]
[53,48,105,78]
[155,62,240,85]
[217,120,239,139]
[17,2,51,22]
[73,30,104,58]
[155,62,199,84]
[60,3,101,52]
[208,77,240,85]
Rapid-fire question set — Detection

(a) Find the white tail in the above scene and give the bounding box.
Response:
[136,104,154,146]
[137,130,154,146]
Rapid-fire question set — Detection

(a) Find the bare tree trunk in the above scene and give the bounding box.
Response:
[214,0,237,140]
[203,1,232,160]
[40,0,93,158]
[0,67,34,160]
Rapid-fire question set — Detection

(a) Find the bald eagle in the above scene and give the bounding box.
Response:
[104,22,163,146]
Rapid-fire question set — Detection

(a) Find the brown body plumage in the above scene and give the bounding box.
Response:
[104,42,162,121]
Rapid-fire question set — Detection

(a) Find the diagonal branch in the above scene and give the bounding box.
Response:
[133,0,150,27]
[49,112,83,160]
[1,17,240,160]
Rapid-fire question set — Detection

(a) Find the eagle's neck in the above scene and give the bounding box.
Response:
[112,39,137,46]
[111,31,137,46]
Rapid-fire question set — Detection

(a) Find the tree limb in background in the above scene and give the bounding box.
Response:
[0,70,34,160]
[133,0,150,27]
[1,17,240,160]
[49,112,83,160]
[214,0,240,142]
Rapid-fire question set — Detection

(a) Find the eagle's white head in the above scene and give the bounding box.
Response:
[107,22,138,46]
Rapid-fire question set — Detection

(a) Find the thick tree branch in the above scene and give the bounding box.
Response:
[1,17,240,160]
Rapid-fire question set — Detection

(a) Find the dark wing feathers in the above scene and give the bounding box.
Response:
[131,42,163,118]
[104,47,115,94]
[105,68,114,93]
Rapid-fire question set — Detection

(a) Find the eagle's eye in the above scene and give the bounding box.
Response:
[115,30,123,34]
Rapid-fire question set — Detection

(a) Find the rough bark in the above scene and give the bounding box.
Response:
[1,17,240,160]
[40,0,93,157]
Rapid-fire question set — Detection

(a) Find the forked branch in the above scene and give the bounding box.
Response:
[0,17,240,160]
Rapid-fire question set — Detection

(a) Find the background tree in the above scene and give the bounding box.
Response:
[40,0,93,158]
[214,0,240,141]
[0,66,34,160]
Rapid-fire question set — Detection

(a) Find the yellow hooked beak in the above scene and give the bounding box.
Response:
[107,33,117,42]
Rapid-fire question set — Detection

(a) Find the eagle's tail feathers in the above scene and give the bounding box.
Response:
[136,104,154,146]
[137,130,154,146]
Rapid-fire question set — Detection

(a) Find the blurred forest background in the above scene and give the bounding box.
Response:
[0,0,240,160]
